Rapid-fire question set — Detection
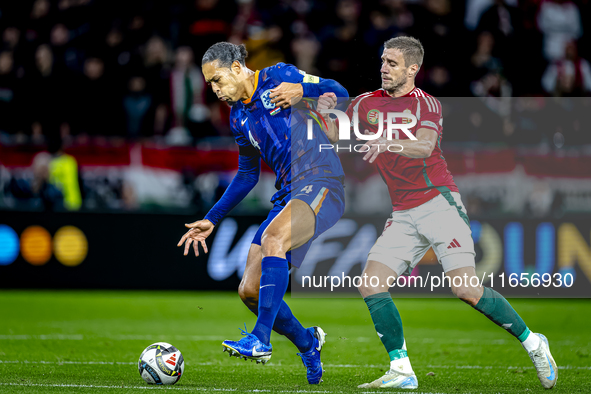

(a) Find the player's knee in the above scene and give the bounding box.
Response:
[260,231,287,257]
[238,280,259,309]
[452,285,482,306]
[357,278,380,298]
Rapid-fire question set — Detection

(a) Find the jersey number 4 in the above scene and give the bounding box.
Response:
[300,185,313,194]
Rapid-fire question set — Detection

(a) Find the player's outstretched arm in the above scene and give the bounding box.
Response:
[269,64,349,109]
[306,76,348,101]
[177,151,260,256]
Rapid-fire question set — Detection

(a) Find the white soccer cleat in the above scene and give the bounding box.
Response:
[357,368,418,389]
[527,333,557,389]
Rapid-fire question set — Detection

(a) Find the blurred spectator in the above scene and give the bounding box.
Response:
[291,35,320,76]
[243,26,285,71]
[415,0,457,63]
[318,0,364,94]
[26,0,53,43]
[542,41,591,96]
[168,46,212,142]
[464,0,518,31]
[47,137,82,210]
[477,0,521,41]
[2,27,19,48]
[537,0,583,61]
[143,36,171,100]
[471,69,512,101]
[182,0,237,57]
[526,180,555,217]
[49,23,85,72]
[363,6,400,58]
[24,44,70,142]
[0,51,20,134]
[101,27,132,82]
[470,32,503,82]
[422,65,454,97]
[8,152,64,211]
[476,0,523,76]
[382,0,415,32]
[74,56,123,136]
[123,76,153,139]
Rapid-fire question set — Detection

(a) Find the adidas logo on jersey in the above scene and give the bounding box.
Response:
[447,239,461,249]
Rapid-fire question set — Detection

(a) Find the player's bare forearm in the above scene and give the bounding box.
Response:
[317,92,339,143]
[386,138,435,159]
[391,128,437,158]
[360,128,437,163]
[323,117,339,143]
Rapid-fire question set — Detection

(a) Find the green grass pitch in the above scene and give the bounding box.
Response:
[0,290,589,393]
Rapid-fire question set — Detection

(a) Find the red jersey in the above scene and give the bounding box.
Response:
[345,87,458,211]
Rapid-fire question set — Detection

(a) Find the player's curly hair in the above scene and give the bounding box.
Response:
[201,42,248,68]
[384,36,424,70]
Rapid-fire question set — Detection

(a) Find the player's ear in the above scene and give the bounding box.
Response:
[231,60,242,75]
[409,64,419,78]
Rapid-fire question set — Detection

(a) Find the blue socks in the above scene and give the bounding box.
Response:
[274,301,314,352]
[245,299,314,352]
[251,257,290,346]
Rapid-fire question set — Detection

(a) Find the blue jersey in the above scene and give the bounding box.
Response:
[229,63,346,198]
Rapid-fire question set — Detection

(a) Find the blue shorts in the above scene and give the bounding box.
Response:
[252,177,345,268]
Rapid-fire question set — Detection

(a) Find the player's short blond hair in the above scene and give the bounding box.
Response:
[384,36,424,69]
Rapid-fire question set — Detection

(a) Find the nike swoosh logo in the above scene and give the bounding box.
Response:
[314,332,322,351]
[260,284,275,289]
[381,379,396,384]
[251,346,271,357]
[241,118,248,125]
[546,355,555,380]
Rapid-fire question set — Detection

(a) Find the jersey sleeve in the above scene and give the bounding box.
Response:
[416,96,442,134]
[265,62,306,84]
[266,63,348,99]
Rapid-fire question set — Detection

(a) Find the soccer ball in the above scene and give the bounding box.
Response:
[138,342,184,385]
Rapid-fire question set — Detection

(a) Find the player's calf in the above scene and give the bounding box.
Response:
[238,280,259,312]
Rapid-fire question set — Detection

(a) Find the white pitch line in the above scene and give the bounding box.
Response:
[0,334,581,347]
[0,334,374,342]
[0,383,337,393]
[0,384,458,394]
[0,360,589,370]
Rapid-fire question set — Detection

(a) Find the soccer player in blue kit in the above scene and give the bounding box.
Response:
[177,42,348,384]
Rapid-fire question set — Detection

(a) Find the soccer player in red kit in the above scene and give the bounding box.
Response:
[318,36,557,390]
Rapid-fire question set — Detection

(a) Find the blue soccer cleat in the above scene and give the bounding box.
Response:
[297,326,326,384]
[222,327,272,364]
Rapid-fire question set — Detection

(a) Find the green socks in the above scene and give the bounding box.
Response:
[364,288,531,363]
[364,292,407,361]
[473,287,530,341]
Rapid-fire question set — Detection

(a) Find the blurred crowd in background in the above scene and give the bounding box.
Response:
[0,0,590,144]
[1,0,590,216]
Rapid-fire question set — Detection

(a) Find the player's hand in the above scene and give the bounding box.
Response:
[357,132,388,164]
[177,219,215,257]
[270,82,303,109]
[317,92,337,111]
